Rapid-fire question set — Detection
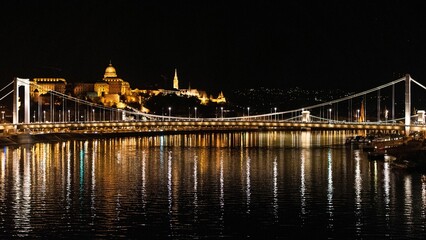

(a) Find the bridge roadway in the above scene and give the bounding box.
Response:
[3,119,426,135]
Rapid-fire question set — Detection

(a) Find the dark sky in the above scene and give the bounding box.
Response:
[1,0,426,93]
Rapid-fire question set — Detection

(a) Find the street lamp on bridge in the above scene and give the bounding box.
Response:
[357,109,360,122]
[194,107,197,119]
[221,107,224,119]
[247,107,250,117]
[328,108,332,121]
[385,109,389,122]
[274,107,277,121]
[168,107,171,120]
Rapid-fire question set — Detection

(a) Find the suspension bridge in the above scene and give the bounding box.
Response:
[1,74,426,138]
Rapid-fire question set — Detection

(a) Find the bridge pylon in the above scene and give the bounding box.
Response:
[405,74,411,136]
[13,77,31,125]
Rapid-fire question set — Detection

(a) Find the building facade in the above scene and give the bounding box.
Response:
[30,78,67,99]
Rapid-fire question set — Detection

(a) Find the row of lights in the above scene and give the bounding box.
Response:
[31,108,127,123]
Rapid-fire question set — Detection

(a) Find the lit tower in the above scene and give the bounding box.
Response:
[405,74,411,136]
[13,77,31,125]
[173,68,179,90]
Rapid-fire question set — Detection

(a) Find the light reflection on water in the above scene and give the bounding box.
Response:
[354,149,362,237]
[0,131,425,239]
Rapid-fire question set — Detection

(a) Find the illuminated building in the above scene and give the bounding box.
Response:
[151,68,227,105]
[211,91,226,104]
[30,78,67,99]
[31,63,226,113]
[92,62,133,108]
[73,83,94,97]
[101,63,131,95]
[94,82,109,96]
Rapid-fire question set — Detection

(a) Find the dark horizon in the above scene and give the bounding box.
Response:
[1,1,426,93]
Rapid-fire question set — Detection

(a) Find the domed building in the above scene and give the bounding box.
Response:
[104,63,118,78]
[101,62,131,96]
[93,62,133,108]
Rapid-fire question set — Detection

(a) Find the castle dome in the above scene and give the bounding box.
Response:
[104,63,117,78]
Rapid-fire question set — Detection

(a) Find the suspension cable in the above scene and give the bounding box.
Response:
[27,76,412,122]
[0,81,13,93]
[0,90,13,101]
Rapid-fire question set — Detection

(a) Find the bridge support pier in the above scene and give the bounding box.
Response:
[302,110,310,122]
[13,77,31,125]
[405,74,411,136]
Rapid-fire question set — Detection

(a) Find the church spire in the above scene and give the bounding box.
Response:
[173,68,179,90]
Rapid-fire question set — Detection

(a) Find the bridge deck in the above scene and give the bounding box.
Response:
[1,120,417,134]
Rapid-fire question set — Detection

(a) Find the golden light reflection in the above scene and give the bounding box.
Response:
[11,146,32,237]
[327,148,334,228]
[37,144,48,199]
[372,161,378,194]
[246,152,251,214]
[22,146,32,235]
[218,150,225,234]
[142,150,147,209]
[66,141,71,214]
[0,147,6,205]
[301,131,312,148]
[300,149,306,221]
[167,151,173,228]
[91,140,97,224]
[273,156,278,221]
[383,162,390,222]
[354,149,362,236]
[193,155,198,220]
[219,150,224,214]
[157,137,164,166]
[404,175,413,225]
[1,130,426,237]
[95,131,351,148]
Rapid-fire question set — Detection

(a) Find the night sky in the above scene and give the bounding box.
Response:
[1,0,426,93]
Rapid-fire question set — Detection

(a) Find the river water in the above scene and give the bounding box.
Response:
[0,131,425,239]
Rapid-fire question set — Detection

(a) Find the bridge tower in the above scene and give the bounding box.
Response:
[13,77,31,125]
[405,74,411,136]
[302,110,310,122]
